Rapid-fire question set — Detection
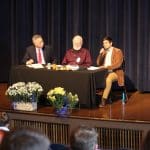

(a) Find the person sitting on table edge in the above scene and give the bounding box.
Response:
[22,34,56,65]
[96,36,124,107]
[62,35,92,67]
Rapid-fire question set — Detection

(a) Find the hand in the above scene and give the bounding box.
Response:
[99,48,106,56]
[26,59,34,65]
[99,48,105,54]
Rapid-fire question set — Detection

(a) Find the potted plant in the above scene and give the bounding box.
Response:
[47,87,79,116]
[5,82,43,111]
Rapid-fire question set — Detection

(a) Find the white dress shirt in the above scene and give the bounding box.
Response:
[104,47,113,67]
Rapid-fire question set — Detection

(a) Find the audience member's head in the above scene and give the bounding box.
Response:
[141,130,150,150]
[70,125,98,150]
[0,128,51,150]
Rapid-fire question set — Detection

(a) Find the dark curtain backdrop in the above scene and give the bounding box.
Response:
[0,0,150,91]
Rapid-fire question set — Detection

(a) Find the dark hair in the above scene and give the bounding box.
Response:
[0,128,51,150]
[141,130,150,150]
[103,36,113,43]
[70,125,98,150]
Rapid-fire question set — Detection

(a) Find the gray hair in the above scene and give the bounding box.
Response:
[70,125,98,150]
[32,34,43,42]
[0,128,51,150]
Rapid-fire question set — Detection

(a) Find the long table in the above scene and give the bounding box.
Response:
[9,65,106,108]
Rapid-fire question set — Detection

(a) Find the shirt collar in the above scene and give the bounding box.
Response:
[107,46,113,52]
[72,48,81,53]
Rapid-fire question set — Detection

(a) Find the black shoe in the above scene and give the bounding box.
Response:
[108,97,112,104]
[99,98,107,107]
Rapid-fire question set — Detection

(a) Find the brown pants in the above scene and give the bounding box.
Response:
[102,72,118,99]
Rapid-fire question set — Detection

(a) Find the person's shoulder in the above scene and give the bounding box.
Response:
[113,47,122,52]
[81,48,91,54]
[66,48,73,53]
[50,144,69,150]
[26,45,35,50]
[80,48,90,53]
[81,48,89,51]
[44,45,52,50]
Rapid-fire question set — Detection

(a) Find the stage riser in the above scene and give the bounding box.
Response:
[96,127,143,150]
[10,120,70,144]
[8,112,149,150]
[10,119,143,149]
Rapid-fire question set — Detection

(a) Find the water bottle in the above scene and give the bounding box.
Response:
[122,92,125,104]
[47,63,51,69]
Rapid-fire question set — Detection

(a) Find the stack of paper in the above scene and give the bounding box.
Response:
[26,64,44,69]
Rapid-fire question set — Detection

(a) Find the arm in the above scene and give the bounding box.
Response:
[107,49,124,70]
[96,48,106,66]
[62,51,68,65]
[22,47,34,64]
[83,50,92,67]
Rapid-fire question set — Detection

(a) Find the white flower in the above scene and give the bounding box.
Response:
[5,82,43,102]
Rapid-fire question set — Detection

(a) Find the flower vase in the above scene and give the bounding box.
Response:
[55,106,69,117]
[12,102,37,111]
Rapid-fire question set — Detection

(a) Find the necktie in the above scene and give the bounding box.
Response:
[38,49,42,64]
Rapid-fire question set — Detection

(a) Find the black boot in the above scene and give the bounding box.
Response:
[99,98,107,107]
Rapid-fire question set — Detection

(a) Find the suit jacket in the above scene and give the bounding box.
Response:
[96,47,124,86]
[22,45,55,64]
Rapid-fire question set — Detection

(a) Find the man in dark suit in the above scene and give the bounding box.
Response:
[22,34,55,65]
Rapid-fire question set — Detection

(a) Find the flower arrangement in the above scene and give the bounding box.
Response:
[47,87,79,110]
[5,82,43,102]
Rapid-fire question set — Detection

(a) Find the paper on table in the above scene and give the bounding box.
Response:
[66,65,79,71]
[26,64,44,69]
[87,66,100,70]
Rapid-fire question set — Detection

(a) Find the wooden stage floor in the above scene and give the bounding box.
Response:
[0,83,150,123]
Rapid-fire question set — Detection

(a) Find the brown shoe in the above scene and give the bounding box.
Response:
[99,98,107,107]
